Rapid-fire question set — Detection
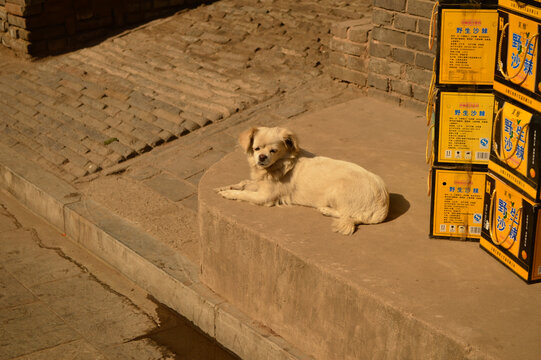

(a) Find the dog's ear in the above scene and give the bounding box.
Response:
[238,128,258,153]
[281,129,299,154]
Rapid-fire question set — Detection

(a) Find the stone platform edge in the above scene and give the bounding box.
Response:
[0,142,312,360]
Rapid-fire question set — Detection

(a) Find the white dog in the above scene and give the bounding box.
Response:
[216,127,389,235]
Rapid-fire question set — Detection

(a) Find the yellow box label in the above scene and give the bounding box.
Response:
[499,0,541,21]
[504,13,538,93]
[496,101,533,178]
[487,175,526,257]
[493,81,541,112]
[482,173,541,282]
[439,9,499,85]
[432,169,485,238]
[489,160,537,198]
[437,92,494,165]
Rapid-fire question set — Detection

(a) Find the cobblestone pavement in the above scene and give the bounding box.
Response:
[0,190,240,360]
[0,0,369,183]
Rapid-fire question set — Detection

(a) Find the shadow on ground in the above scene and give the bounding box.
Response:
[128,296,240,360]
[385,193,410,222]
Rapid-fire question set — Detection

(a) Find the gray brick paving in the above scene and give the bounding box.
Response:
[0,0,370,183]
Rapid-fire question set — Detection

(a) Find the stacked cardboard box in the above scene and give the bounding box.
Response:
[480,0,541,283]
[429,0,498,241]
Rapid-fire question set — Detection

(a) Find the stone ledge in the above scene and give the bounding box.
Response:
[0,142,310,360]
[198,96,541,360]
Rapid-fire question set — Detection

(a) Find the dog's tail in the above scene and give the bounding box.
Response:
[332,217,356,236]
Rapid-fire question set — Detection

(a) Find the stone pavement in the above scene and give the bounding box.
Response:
[0,0,373,358]
[0,189,239,360]
[0,0,370,184]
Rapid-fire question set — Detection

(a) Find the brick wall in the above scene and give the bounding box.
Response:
[0,0,204,57]
[327,0,437,110]
[328,17,371,88]
[368,0,436,111]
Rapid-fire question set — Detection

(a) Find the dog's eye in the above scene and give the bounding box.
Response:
[254,147,260,151]
[270,149,276,153]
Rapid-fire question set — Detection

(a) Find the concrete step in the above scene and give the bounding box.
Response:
[0,144,311,360]
[198,97,541,360]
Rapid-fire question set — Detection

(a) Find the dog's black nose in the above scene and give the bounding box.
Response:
[259,154,267,162]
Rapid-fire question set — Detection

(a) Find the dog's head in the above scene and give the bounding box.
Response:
[238,127,299,170]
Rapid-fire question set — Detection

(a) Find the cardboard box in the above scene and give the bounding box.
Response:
[430,168,486,241]
[436,4,499,86]
[433,90,494,167]
[481,171,541,283]
[489,94,541,201]
[494,0,541,111]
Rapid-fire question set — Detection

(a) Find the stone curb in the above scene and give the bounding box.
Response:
[0,142,312,360]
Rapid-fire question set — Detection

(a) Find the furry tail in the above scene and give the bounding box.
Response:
[332,217,356,236]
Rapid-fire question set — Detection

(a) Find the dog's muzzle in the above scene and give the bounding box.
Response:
[257,154,270,167]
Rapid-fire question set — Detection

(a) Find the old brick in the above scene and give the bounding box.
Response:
[417,18,431,36]
[348,26,370,43]
[201,32,231,44]
[331,21,349,38]
[6,13,25,27]
[369,41,392,58]
[106,139,136,159]
[330,37,364,56]
[412,84,429,102]
[391,79,412,96]
[372,27,405,47]
[415,53,435,70]
[5,2,41,16]
[391,47,415,64]
[5,3,23,16]
[59,146,90,168]
[405,66,432,84]
[394,14,417,32]
[346,54,368,72]
[2,36,30,52]
[406,33,433,53]
[329,51,347,67]
[372,8,393,26]
[367,73,389,91]
[374,0,406,12]
[332,19,370,39]
[408,0,436,18]
[8,26,17,39]
[368,57,402,77]
[63,162,88,178]
[328,65,367,87]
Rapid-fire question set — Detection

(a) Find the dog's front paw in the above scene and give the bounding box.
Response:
[217,189,239,200]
